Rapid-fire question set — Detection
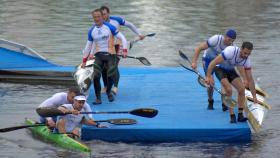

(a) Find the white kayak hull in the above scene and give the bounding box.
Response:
[245,86,270,132]
[73,60,94,92]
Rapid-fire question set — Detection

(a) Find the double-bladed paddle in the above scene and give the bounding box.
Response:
[0,118,137,133]
[36,108,158,118]
[178,50,237,107]
[129,33,156,49]
[117,55,151,66]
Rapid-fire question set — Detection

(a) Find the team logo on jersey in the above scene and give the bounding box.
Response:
[98,29,102,35]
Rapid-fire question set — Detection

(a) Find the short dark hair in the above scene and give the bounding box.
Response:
[68,86,80,94]
[91,8,102,15]
[100,5,110,13]
[241,41,253,50]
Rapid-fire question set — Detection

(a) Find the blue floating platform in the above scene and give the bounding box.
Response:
[0,39,251,142]
[0,41,75,84]
[82,67,251,142]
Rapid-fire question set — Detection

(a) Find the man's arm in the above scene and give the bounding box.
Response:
[56,118,66,134]
[245,69,257,102]
[191,42,208,69]
[115,32,128,57]
[206,55,224,85]
[124,20,142,36]
[82,27,94,67]
[236,66,248,87]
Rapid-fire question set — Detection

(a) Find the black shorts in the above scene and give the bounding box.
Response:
[214,67,239,83]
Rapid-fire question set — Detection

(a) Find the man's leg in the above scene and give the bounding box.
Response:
[219,77,236,123]
[101,64,108,93]
[112,56,120,95]
[231,76,247,122]
[203,60,214,109]
[105,55,117,102]
[92,54,104,104]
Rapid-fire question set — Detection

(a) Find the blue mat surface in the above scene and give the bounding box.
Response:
[0,47,74,72]
[82,67,251,142]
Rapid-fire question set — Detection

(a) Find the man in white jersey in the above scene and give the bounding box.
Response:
[81,9,128,104]
[38,87,93,128]
[191,29,237,111]
[205,41,257,123]
[99,6,145,95]
[56,94,103,136]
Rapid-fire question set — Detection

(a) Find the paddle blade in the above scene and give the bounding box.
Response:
[179,50,191,63]
[146,33,156,37]
[0,124,45,133]
[36,108,67,117]
[129,41,134,49]
[130,108,158,118]
[197,76,208,88]
[98,119,137,125]
[137,57,152,66]
[179,63,196,73]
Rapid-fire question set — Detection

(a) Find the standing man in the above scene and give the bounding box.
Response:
[81,9,128,104]
[56,94,104,136]
[205,41,257,123]
[191,29,237,111]
[38,87,93,128]
[99,5,145,95]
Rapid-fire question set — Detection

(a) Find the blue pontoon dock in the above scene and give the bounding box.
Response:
[0,39,251,142]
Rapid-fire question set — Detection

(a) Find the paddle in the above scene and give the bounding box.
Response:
[178,50,237,107]
[117,55,151,66]
[36,108,158,118]
[129,33,156,49]
[0,118,137,133]
[0,124,45,133]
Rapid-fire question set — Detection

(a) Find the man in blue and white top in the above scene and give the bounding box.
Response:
[81,9,128,104]
[56,94,104,137]
[99,6,145,95]
[205,41,257,123]
[191,29,237,111]
[38,87,93,128]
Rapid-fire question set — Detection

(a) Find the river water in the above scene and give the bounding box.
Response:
[1,0,280,157]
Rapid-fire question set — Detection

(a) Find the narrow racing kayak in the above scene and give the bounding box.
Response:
[73,59,94,93]
[25,118,91,153]
[244,86,270,132]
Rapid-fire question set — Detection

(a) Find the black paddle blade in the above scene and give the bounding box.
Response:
[130,108,158,118]
[0,124,45,133]
[179,63,196,74]
[146,33,156,37]
[137,57,152,66]
[197,76,207,88]
[36,108,67,117]
[178,50,191,63]
[97,119,137,125]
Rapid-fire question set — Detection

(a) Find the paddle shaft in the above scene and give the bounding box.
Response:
[117,55,151,66]
[129,33,156,49]
[0,118,137,133]
[178,50,237,107]
[117,55,137,59]
[131,33,156,43]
